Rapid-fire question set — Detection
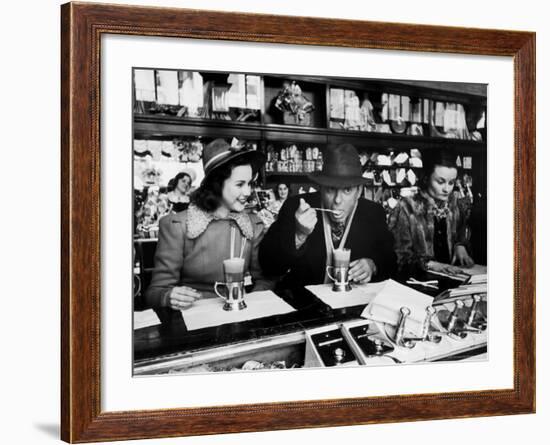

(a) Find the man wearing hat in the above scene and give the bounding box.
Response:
[259,144,396,287]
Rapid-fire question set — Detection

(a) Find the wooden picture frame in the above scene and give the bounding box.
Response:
[61,2,535,442]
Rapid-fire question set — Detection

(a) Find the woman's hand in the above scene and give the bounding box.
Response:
[427,260,464,276]
[452,245,475,268]
[168,286,202,311]
[348,258,377,284]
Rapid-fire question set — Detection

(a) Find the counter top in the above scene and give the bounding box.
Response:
[133,274,483,372]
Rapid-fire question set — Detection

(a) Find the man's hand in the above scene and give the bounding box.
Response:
[295,198,318,238]
[348,258,377,284]
[168,286,202,311]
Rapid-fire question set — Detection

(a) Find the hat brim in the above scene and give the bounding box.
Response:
[204,150,266,180]
[308,171,369,187]
[179,168,197,183]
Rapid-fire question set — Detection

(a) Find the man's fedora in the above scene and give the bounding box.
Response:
[308,143,368,187]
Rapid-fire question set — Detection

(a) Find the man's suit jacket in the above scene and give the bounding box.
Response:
[259,192,397,287]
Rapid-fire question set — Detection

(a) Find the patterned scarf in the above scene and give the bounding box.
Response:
[423,191,451,220]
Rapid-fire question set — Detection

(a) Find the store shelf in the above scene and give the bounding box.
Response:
[264,73,487,105]
[265,172,312,176]
[134,114,485,153]
[325,127,485,152]
[133,114,263,140]
[363,164,424,170]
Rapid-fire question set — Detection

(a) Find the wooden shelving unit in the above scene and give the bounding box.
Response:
[133,72,487,196]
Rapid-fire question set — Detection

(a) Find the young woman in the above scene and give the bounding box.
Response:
[166,170,196,213]
[269,182,290,215]
[389,151,474,277]
[144,139,269,321]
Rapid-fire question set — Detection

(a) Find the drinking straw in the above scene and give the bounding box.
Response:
[230,226,235,258]
[240,237,246,259]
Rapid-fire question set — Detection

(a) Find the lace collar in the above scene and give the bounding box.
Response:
[186,204,254,240]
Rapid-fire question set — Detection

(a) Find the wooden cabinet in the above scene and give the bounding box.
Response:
[133,70,486,201]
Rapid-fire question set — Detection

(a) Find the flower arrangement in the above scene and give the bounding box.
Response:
[274,81,314,126]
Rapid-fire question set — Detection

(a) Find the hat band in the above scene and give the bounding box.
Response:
[203,150,232,173]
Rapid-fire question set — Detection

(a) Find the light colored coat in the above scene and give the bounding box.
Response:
[144,204,268,308]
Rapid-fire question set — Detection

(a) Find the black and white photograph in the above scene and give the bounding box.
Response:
[132,68,488,376]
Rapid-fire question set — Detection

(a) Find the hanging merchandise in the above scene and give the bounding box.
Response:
[133,140,151,158]
[134,69,156,102]
[434,102,445,127]
[407,123,424,136]
[409,149,423,168]
[246,75,261,110]
[443,102,458,132]
[156,70,180,106]
[315,152,323,171]
[344,90,361,130]
[381,170,394,186]
[456,104,470,139]
[225,74,246,109]
[212,85,229,112]
[406,169,417,186]
[393,151,409,165]
[179,71,204,116]
[396,168,407,184]
[160,140,177,161]
[388,94,400,121]
[330,88,345,120]
[380,93,389,122]
[400,186,418,198]
[411,98,423,123]
[476,110,486,129]
[376,154,392,166]
[360,98,376,131]
[422,99,431,124]
[401,96,411,121]
[147,140,162,161]
[362,170,375,184]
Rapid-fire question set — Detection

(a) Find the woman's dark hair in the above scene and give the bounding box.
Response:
[420,151,458,190]
[274,182,290,200]
[167,172,192,192]
[192,158,253,212]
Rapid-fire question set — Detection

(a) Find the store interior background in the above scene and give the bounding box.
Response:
[1,0,546,444]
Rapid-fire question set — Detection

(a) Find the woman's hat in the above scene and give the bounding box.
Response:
[308,144,368,187]
[178,168,197,183]
[202,138,266,179]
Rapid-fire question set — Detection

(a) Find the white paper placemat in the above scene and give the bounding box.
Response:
[361,279,433,337]
[182,290,296,331]
[305,281,387,309]
[133,309,161,330]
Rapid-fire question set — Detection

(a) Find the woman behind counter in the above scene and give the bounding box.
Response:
[256,181,291,229]
[166,169,196,213]
[269,182,290,215]
[144,139,268,322]
[389,151,475,277]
